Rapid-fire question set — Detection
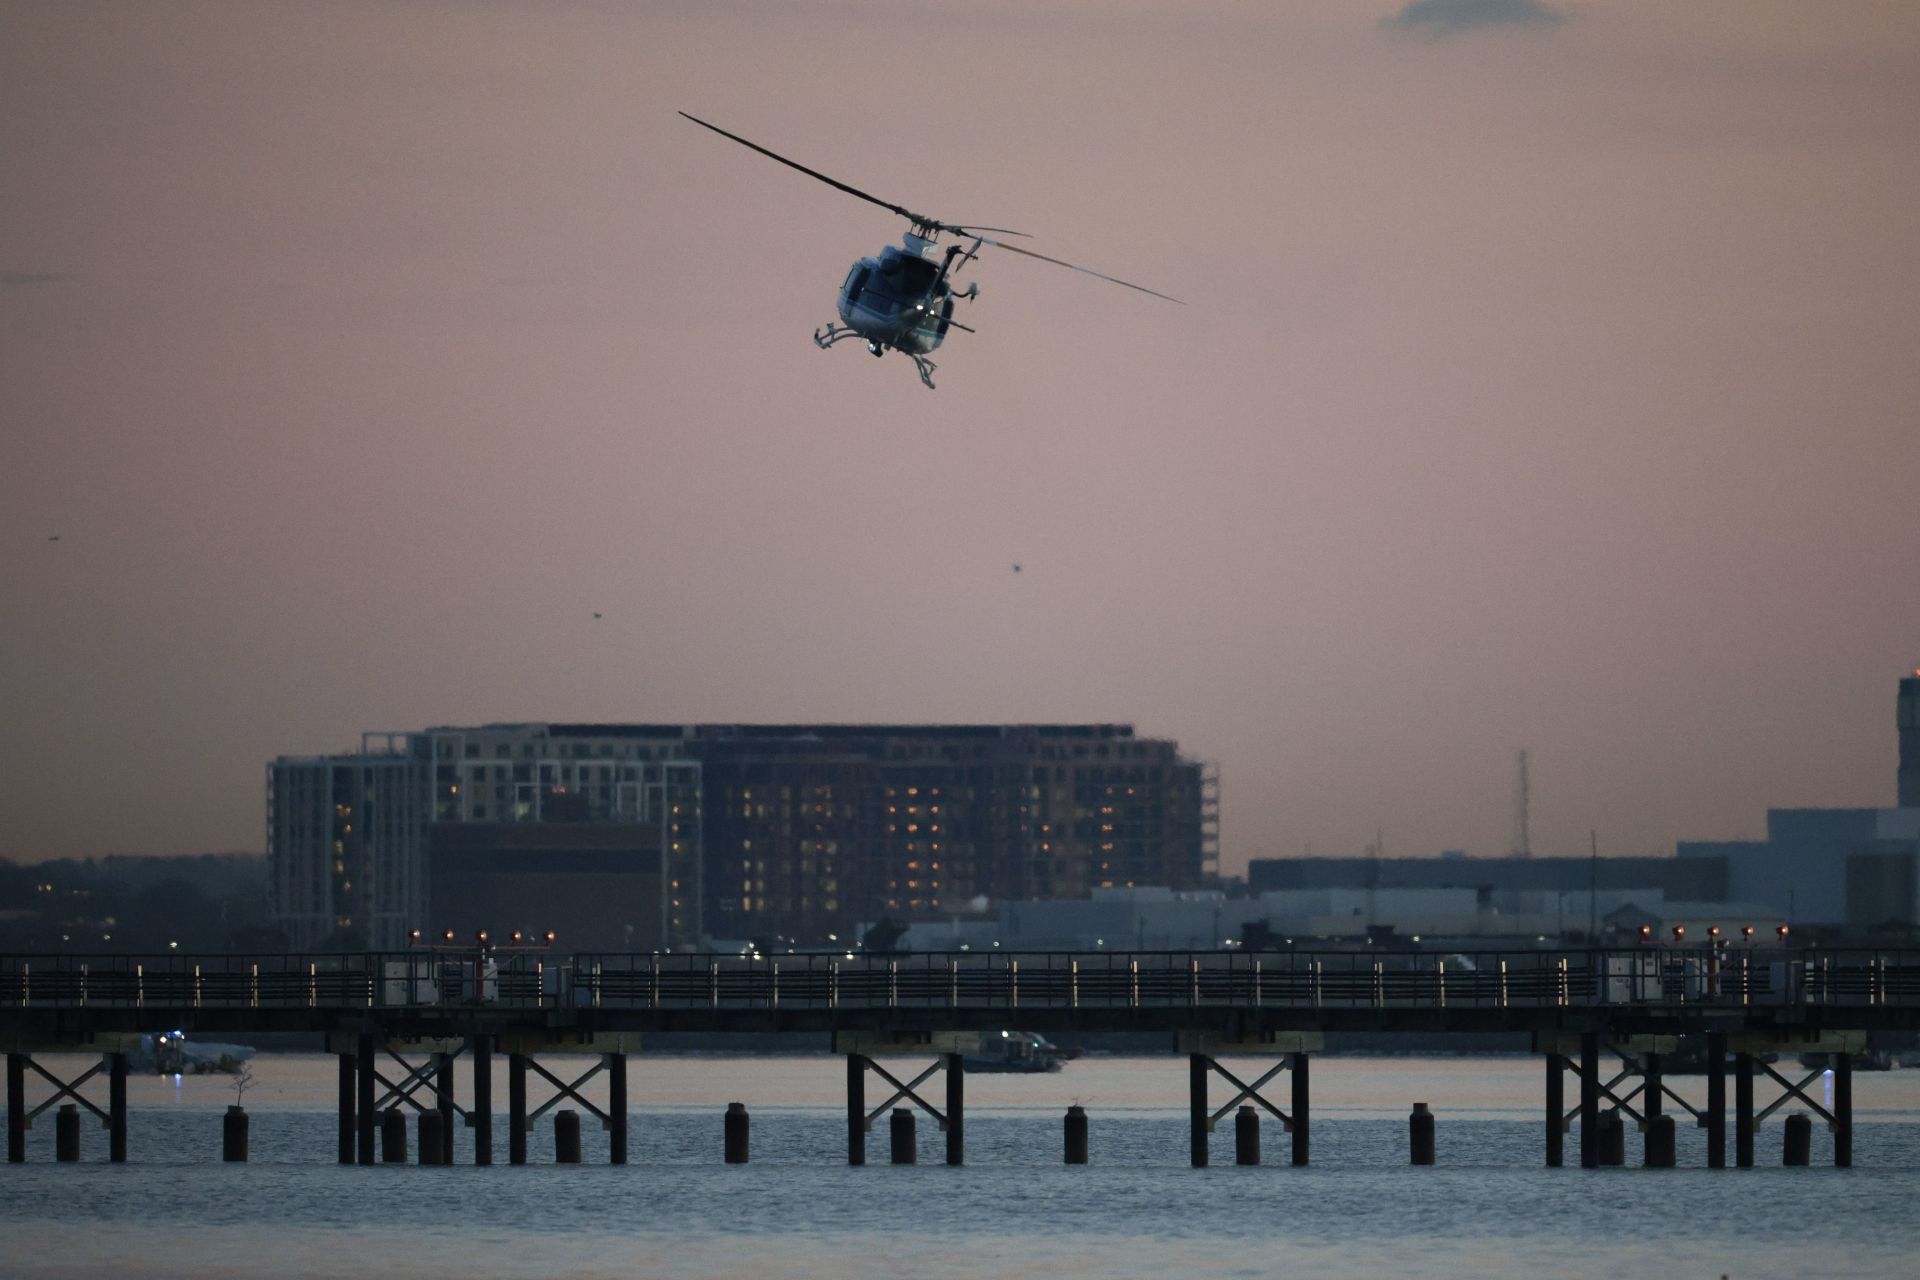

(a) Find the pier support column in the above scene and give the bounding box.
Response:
[435,1054,455,1166]
[336,1050,355,1164]
[1545,1053,1563,1168]
[1705,1032,1727,1169]
[508,1053,528,1166]
[1641,1053,1660,1167]
[1189,1053,1209,1168]
[7,1053,24,1164]
[472,1034,493,1167]
[1291,1053,1310,1167]
[108,1052,127,1164]
[356,1033,376,1165]
[944,1052,964,1167]
[846,1054,866,1166]
[1833,1053,1852,1168]
[1579,1033,1599,1169]
[1735,1053,1755,1168]
[608,1053,628,1166]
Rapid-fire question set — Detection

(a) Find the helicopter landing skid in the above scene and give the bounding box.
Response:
[812,324,939,389]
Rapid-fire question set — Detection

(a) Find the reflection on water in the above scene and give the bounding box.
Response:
[5,1056,1920,1279]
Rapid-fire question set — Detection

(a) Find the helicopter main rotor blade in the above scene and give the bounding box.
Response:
[680,111,928,225]
[971,233,1184,304]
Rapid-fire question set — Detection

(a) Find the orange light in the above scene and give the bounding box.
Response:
[408,929,421,941]
[511,930,524,943]
[443,929,456,942]
[544,930,556,943]
[1638,925,1652,940]
[1672,925,1686,941]
[1741,925,1754,939]
[1708,926,1721,938]
[476,930,489,943]
[1777,924,1790,940]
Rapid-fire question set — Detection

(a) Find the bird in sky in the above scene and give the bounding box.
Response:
[592,612,603,620]
[1012,563,1022,573]
[46,535,60,542]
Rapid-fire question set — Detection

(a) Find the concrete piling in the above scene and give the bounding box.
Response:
[1063,1105,1089,1164]
[846,1055,866,1167]
[1409,1102,1435,1165]
[336,1051,355,1165]
[108,1053,127,1164]
[223,1105,249,1163]
[418,1110,445,1165]
[724,1102,750,1164]
[889,1107,916,1164]
[381,1107,407,1163]
[55,1103,80,1162]
[1783,1113,1813,1166]
[1234,1105,1260,1165]
[1291,1054,1311,1167]
[554,1109,582,1164]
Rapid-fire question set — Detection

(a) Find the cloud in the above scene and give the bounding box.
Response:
[0,271,78,288]
[1383,0,1565,39]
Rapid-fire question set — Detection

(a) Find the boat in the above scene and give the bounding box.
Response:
[128,1031,256,1075]
[963,1030,1070,1074]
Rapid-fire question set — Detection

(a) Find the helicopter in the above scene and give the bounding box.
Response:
[679,112,1180,389]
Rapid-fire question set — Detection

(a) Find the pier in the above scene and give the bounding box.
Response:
[5,945,1916,1167]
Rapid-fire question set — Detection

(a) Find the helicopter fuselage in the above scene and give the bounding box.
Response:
[836,236,959,356]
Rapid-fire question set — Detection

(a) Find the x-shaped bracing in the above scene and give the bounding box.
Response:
[1202,1055,1296,1132]
[22,1057,110,1127]
[372,1046,467,1121]
[523,1056,613,1131]
[859,1056,950,1132]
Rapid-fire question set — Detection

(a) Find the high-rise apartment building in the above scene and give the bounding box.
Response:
[270,722,1213,950]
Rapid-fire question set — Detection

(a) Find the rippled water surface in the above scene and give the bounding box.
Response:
[5,1055,1917,1279]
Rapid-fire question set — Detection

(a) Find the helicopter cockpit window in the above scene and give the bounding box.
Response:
[843,265,871,301]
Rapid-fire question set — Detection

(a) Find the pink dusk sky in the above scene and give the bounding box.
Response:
[2,0,1916,873]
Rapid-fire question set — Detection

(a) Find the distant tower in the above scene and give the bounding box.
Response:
[1512,749,1532,858]
[1901,672,1920,808]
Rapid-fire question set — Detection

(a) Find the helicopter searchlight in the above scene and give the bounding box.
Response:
[680,112,1180,389]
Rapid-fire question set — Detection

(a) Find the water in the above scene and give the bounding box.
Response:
[5,1055,1918,1279]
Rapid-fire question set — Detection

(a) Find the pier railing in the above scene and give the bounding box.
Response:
[4,947,1919,1014]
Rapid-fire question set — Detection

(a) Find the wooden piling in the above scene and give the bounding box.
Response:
[6,1053,24,1164]
[724,1101,749,1164]
[846,1054,866,1167]
[1291,1053,1310,1167]
[108,1052,127,1164]
[1579,1034,1599,1169]
[608,1052,628,1166]
[1188,1054,1208,1168]
[508,1053,528,1166]
[434,1054,455,1166]
[418,1109,445,1165]
[1544,1054,1563,1168]
[222,1105,248,1163]
[336,1051,355,1164]
[356,1032,375,1166]
[889,1107,916,1164]
[381,1106,407,1163]
[55,1102,80,1162]
[1598,1109,1625,1166]
[945,1052,964,1167]
[1834,1053,1852,1168]
[1645,1114,1675,1168]
[1409,1102,1435,1165]
[1234,1105,1260,1165]
[1735,1053,1755,1168]
[1063,1105,1089,1164]
[555,1109,582,1164]
[1783,1112,1812,1166]
[1705,1031,1727,1169]
[472,1034,493,1167]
